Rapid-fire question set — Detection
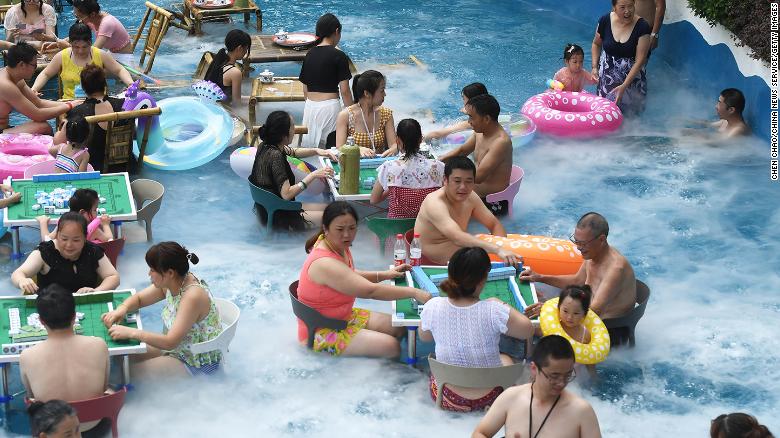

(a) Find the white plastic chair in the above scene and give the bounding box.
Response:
[190,298,241,361]
[130,178,164,241]
[428,354,526,409]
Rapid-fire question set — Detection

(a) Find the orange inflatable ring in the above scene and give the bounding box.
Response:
[476,234,583,275]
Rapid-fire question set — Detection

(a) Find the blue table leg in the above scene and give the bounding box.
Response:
[112,221,123,240]
[10,227,22,260]
[406,327,417,366]
[0,363,10,404]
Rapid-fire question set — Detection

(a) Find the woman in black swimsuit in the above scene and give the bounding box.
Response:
[204,29,250,106]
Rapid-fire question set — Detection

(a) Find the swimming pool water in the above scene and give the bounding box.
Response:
[2,0,778,436]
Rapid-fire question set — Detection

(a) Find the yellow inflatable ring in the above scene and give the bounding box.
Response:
[539,297,610,365]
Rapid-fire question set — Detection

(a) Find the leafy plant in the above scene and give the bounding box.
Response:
[687,0,770,63]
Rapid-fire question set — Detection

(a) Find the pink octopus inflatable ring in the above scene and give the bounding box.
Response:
[521,91,622,138]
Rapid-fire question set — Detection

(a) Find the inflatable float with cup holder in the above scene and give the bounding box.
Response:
[539,297,610,365]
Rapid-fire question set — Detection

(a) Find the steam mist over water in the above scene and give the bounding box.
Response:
[2,0,778,436]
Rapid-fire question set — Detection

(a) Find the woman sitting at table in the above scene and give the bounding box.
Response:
[11,212,120,294]
[335,69,397,157]
[248,111,336,231]
[52,64,127,171]
[419,247,534,412]
[102,241,223,377]
[298,201,431,358]
[3,0,57,52]
[31,22,133,100]
[204,29,251,106]
[72,0,132,56]
[370,118,443,218]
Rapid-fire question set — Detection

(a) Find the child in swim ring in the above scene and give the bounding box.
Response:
[47,116,90,174]
[552,44,597,92]
[37,188,113,243]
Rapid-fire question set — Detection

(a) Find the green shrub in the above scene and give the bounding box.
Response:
[687,0,770,63]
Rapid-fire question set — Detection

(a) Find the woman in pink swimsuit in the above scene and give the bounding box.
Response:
[297,201,431,357]
[72,0,132,54]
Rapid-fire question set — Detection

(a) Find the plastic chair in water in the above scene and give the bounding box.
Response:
[288,281,347,349]
[190,298,241,361]
[23,162,95,178]
[248,181,302,233]
[428,354,526,409]
[130,179,164,241]
[603,280,651,347]
[96,238,126,268]
[365,215,416,256]
[485,165,525,218]
[69,387,128,438]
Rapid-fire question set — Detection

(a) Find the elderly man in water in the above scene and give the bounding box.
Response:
[521,212,637,343]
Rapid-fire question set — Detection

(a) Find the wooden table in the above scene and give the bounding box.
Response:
[182,0,262,35]
[248,76,305,129]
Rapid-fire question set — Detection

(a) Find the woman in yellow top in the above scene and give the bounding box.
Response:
[335,70,397,157]
[31,23,132,100]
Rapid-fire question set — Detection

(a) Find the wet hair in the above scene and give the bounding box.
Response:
[439,247,491,299]
[315,13,341,39]
[576,212,609,238]
[36,284,76,330]
[6,42,37,68]
[305,201,358,253]
[461,82,488,100]
[720,88,746,115]
[466,94,500,121]
[205,29,251,85]
[57,211,88,237]
[65,116,90,149]
[21,0,44,18]
[564,43,585,61]
[396,118,422,159]
[80,63,107,95]
[68,22,93,44]
[68,188,99,214]
[710,413,773,438]
[145,241,199,277]
[558,285,593,313]
[443,156,476,179]
[531,334,575,368]
[73,0,101,15]
[351,70,385,101]
[28,399,77,436]
[257,111,292,148]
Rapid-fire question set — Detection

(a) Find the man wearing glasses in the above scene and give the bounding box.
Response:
[472,335,602,438]
[520,212,637,327]
[0,42,73,134]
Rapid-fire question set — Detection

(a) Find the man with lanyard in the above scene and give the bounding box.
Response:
[471,335,602,438]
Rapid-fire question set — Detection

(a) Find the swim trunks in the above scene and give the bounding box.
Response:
[428,374,503,412]
[312,307,370,356]
[482,198,509,216]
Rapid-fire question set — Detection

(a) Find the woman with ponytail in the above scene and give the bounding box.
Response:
[248,110,336,230]
[711,413,774,438]
[298,13,354,148]
[419,247,534,412]
[204,29,250,105]
[102,242,223,377]
[297,201,431,358]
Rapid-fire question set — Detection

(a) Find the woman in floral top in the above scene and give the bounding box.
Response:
[102,242,223,377]
[370,118,444,218]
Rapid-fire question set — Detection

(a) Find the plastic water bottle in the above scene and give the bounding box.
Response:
[393,234,407,267]
[409,233,422,266]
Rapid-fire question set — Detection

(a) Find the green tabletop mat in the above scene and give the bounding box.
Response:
[6,174,133,221]
[0,291,140,348]
[394,267,536,319]
[331,163,379,195]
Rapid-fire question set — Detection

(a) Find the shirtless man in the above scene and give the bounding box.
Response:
[521,212,636,325]
[635,0,666,51]
[415,156,519,265]
[0,42,73,134]
[20,284,110,405]
[472,335,602,438]
[712,88,749,138]
[438,94,512,203]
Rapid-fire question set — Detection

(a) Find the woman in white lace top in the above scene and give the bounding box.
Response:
[419,247,533,411]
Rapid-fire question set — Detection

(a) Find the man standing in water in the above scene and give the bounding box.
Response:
[0,43,72,134]
[438,94,513,215]
[415,156,519,265]
[521,212,636,337]
[472,335,602,438]
[636,0,666,53]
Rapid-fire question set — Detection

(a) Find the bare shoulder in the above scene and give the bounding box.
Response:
[82,335,109,351]
[498,384,528,402]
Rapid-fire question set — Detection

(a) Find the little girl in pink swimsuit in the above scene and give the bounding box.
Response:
[552,44,598,92]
